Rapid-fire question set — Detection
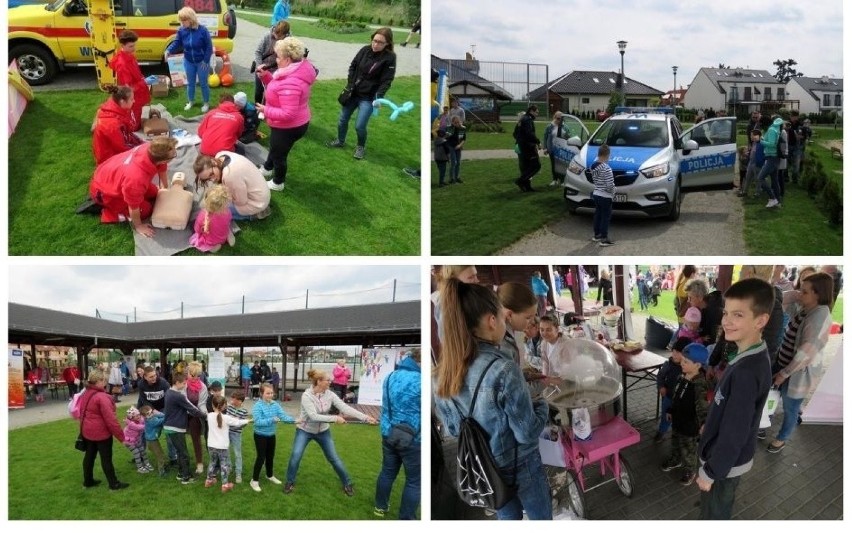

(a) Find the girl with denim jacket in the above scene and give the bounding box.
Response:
[433,279,552,520]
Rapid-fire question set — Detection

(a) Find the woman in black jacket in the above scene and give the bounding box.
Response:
[326,27,396,160]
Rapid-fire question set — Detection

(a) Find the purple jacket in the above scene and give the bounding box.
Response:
[259,59,317,129]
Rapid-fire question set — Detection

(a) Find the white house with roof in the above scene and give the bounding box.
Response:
[683,68,787,113]
[528,70,664,115]
[786,76,843,115]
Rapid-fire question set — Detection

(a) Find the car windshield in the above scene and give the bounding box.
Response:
[589,119,669,148]
[47,0,64,11]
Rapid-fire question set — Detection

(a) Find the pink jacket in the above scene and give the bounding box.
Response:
[332,365,351,386]
[259,59,316,129]
[123,417,145,446]
[190,209,232,251]
[79,388,124,442]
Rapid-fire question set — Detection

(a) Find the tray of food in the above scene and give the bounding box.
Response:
[610,339,644,354]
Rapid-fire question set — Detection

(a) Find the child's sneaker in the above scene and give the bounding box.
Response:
[201,103,210,113]
[221,482,234,493]
[679,471,696,486]
[343,484,355,497]
[660,458,683,472]
[137,466,150,474]
[598,239,616,247]
[235,475,242,484]
[204,478,215,488]
[181,477,196,485]
[159,466,168,477]
[250,480,262,492]
[284,482,295,494]
[267,475,283,485]
[184,102,193,111]
[373,507,387,517]
[144,463,154,471]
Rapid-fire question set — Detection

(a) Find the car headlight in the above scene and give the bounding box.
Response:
[567,159,584,175]
[641,163,669,179]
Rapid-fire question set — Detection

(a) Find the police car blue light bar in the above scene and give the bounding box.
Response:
[613,106,674,115]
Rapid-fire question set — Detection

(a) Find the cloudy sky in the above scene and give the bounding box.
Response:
[431,0,843,96]
[8,265,420,322]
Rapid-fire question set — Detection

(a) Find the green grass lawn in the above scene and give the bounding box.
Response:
[8,409,410,520]
[239,11,411,44]
[8,77,420,255]
[432,122,842,255]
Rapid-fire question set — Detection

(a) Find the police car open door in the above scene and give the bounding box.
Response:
[678,117,737,188]
[549,114,589,175]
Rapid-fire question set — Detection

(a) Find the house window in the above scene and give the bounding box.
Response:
[581,97,590,104]
[744,87,752,100]
[765,87,772,101]
[835,94,842,107]
[776,88,784,101]
[729,86,739,103]
[823,94,831,107]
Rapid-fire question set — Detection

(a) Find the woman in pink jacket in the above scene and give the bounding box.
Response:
[256,37,316,191]
[78,369,129,491]
[331,359,351,401]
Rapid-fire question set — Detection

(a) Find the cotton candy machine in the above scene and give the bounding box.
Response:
[541,338,622,428]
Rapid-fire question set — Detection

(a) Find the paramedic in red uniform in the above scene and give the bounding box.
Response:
[88,137,178,238]
[198,93,245,156]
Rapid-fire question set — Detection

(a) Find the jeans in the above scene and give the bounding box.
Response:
[657,395,673,434]
[229,431,244,478]
[207,447,231,483]
[447,149,458,182]
[699,475,740,519]
[374,439,421,519]
[82,437,120,488]
[286,428,351,486]
[451,149,462,181]
[252,433,277,481]
[166,431,191,480]
[435,160,447,185]
[741,163,759,196]
[188,416,204,466]
[494,451,552,520]
[229,204,257,221]
[337,98,374,147]
[263,122,310,185]
[592,194,613,239]
[756,157,779,200]
[776,380,805,442]
[788,147,802,181]
[549,153,560,182]
[184,59,210,105]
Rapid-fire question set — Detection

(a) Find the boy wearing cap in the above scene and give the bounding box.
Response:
[696,278,773,519]
[660,342,710,486]
[233,91,261,144]
[653,336,688,443]
[198,93,245,157]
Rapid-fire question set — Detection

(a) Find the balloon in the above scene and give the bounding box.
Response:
[208,73,221,88]
[371,98,415,121]
[220,73,234,87]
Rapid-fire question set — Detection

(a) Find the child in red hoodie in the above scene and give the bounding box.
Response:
[198,93,245,156]
[108,30,151,130]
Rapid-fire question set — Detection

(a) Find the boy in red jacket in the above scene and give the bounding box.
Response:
[108,30,151,130]
[198,93,245,156]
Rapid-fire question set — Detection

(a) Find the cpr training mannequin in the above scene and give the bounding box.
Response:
[151,172,193,230]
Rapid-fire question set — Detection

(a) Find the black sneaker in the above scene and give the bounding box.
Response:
[109,481,129,491]
[660,459,683,472]
[679,471,696,486]
[513,178,525,192]
[284,482,295,494]
[343,484,355,497]
[757,429,766,440]
[83,480,102,489]
[598,239,616,247]
[75,196,102,215]
[181,477,196,485]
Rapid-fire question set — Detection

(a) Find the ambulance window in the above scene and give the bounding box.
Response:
[129,0,171,16]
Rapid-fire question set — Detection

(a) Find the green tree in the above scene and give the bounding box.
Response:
[773,58,805,83]
[606,91,623,113]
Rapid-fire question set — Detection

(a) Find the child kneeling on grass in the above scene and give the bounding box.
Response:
[660,343,710,486]
[190,185,233,253]
[206,396,251,493]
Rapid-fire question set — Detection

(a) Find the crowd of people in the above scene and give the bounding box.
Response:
[71,352,420,518]
[431,264,840,520]
[78,6,398,248]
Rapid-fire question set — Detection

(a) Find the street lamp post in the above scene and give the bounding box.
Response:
[672,66,678,108]
[617,40,627,105]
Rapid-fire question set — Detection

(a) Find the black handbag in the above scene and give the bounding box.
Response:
[383,372,417,450]
[75,432,86,452]
[74,391,97,452]
[338,86,354,106]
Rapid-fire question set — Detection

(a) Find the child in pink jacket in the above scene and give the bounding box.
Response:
[124,406,153,473]
[190,185,233,253]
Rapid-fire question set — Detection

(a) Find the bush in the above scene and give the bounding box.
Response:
[468,122,504,133]
[316,17,367,33]
[820,176,843,225]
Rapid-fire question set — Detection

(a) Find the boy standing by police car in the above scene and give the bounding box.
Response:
[590,144,615,247]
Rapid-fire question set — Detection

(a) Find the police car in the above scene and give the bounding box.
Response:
[555,107,737,221]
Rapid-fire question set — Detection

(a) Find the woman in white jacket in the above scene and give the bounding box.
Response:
[767,272,834,453]
[283,369,377,496]
[194,152,271,220]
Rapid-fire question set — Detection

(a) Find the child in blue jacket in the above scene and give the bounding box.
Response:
[655,337,688,442]
[249,383,294,492]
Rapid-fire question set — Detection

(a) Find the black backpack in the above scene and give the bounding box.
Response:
[452,357,517,510]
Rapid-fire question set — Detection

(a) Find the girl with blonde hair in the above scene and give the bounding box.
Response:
[283,368,376,496]
[190,185,232,253]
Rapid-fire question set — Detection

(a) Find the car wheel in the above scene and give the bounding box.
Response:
[666,178,682,221]
[11,44,58,86]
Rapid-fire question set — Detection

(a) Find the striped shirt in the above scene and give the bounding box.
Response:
[776,309,806,368]
[591,161,615,197]
[226,404,249,433]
